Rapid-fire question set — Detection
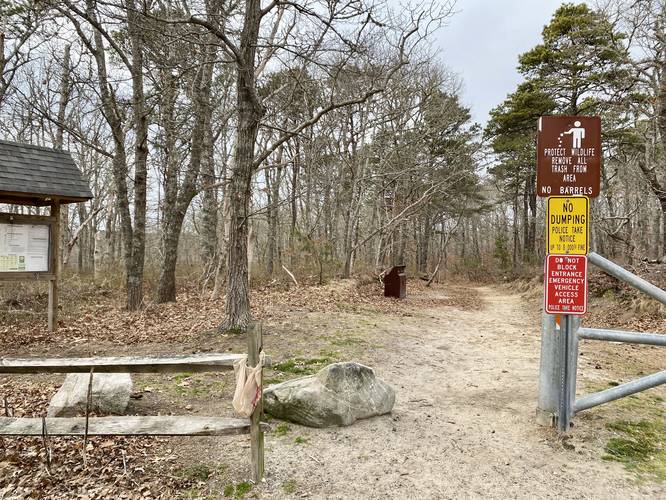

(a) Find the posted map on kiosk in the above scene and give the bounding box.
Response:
[0,223,50,272]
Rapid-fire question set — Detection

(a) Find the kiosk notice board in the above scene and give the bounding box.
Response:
[0,222,50,272]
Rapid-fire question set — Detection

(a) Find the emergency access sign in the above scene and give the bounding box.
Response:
[544,254,587,315]
[546,196,589,255]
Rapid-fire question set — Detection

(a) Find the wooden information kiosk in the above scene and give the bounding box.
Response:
[0,140,93,331]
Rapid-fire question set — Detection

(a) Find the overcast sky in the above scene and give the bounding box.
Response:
[435,0,571,125]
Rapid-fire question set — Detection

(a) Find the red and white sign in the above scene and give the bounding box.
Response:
[544,254,587,315]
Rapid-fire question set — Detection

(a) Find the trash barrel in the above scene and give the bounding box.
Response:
[384,265,406,298]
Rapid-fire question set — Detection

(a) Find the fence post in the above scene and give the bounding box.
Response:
[537,314,581,430]
[248,322,264,483]
[537,313,558,426]
[48,200,60,332]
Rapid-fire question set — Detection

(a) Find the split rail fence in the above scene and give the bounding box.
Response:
[0,322,267,482]
[538,252,666,432]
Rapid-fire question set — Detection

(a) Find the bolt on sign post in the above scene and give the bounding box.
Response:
[537,116,601,198]
[546,196,589,255]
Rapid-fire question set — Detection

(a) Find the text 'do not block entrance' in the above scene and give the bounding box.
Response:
[544,254,588,315]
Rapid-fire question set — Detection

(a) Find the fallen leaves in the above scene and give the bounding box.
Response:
[0,435,184,499]
[0,275,469,498]
[0,277,476,352]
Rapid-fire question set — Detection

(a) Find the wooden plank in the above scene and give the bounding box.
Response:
[0,192,89,205]
[0,416,269,436]
[248,322,265,483]
[0,193,54,206]
[0,353,247,374]
[0,272,55,281]
[0,213,56,223]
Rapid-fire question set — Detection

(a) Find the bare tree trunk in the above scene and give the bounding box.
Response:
[528,172,537,257]
[220,0,265,330]
[156,68,179,302]
[512,193,519,265]
[266,147,284,275]
[521,183,528,260]
[126,0,148,310]
[55,44,71,269]
[653,208,662,260]
[342,154,368,278]
[212,189,230,299]
[417,214,431,274]
[82,0,134,305]
[289,139,299,267]
[156,36,216,303]
[472,217,481,261]
[200,120,218,269]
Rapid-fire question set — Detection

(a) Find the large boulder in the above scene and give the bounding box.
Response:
[47,373,132,417]
[264,362,395,427]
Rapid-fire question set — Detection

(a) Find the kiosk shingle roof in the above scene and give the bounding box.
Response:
[0,140,93,204]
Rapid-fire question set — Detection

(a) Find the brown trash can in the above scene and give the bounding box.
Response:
[384,265,406,298]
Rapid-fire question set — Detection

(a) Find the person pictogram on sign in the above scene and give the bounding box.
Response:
[559,121,586,148]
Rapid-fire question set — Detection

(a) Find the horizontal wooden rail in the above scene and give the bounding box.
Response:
[0,416,270,436]
[0,322,267,483]
[0,272,55,282]
[0,353,248,374]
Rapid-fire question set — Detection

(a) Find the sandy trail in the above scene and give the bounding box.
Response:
[254,285,664,499]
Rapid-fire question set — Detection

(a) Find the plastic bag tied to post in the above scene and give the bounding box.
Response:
[232,351,265,418]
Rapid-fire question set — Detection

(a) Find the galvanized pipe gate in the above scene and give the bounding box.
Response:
[537,251,666,432]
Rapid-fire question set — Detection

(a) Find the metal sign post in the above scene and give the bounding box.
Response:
[537,115,599,432]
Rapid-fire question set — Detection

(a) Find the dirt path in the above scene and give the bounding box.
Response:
[5,281,665,498]
[251,285,665,499]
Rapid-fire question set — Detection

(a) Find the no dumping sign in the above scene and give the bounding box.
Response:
[546,196,589,255]
[544,254,587,315]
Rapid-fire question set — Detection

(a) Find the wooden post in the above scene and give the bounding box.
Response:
[248,322,264,483]
[48,200,60,332]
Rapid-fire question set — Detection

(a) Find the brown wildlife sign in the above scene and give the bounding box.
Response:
[536,116,601,198]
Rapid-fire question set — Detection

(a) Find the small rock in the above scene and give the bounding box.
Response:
[47,373,132,417]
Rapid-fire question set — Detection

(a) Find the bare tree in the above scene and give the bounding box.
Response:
[184,0,452,329]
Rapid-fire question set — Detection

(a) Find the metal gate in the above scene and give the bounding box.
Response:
[537,252,666,432]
